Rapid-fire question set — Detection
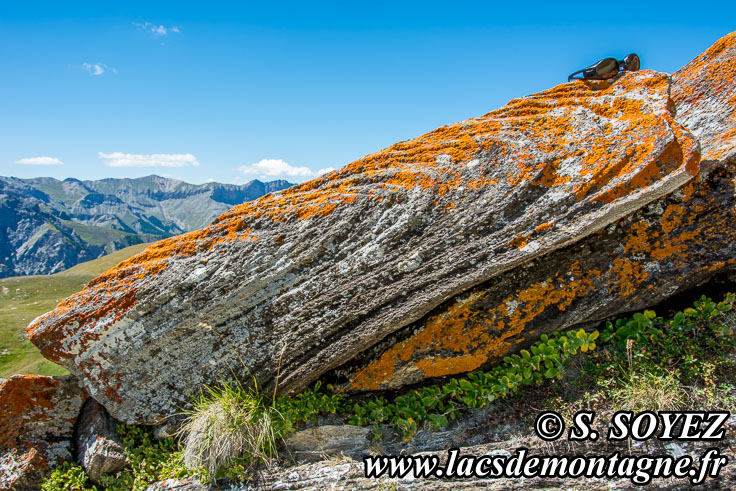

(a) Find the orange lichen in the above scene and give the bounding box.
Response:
[535,222,555,232]
[509,234,531,249]
[591,137,697,204]
[624,221,652,254]
[660,204,685,234]
[213,70,692,230]
[673,32,736,161]
[610,258,648,296]
[0,375,86,449]
[415,352,489,379]
[351,262,600,390]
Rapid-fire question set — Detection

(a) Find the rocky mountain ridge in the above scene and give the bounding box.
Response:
[0,175,293,278]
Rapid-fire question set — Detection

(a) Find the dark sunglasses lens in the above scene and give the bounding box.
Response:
[623,53,640,71]
[596,58,619,78]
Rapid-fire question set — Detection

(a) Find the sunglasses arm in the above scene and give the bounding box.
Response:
[568,66,597,82]
[568,69,586,82]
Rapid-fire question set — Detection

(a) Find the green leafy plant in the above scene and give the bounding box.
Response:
[98,425,190,490]
[600,294,736,383]
[41,462,91,490]
[343,328,600,439]
[41,425,190,491]
[275,380,346,424]
[600,309,663,351]
[553,293,736,435]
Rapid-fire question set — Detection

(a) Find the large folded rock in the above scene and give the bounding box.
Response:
[27,33,735,425]
[0,374,87,489]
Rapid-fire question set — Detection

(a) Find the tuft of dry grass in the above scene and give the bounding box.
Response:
[179,379,286,477]
[611,370,684,412]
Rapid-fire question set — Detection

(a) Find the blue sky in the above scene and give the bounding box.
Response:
[1,1,734,185]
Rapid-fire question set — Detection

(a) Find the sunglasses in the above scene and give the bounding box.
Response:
[568,53,640,82]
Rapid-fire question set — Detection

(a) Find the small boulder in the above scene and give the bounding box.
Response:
[0,374,86,489]
[0,441,75,490]
[74,399,128,483]
[284,425,372,461]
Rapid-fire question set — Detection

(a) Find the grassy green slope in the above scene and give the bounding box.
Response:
[0,243,151,378]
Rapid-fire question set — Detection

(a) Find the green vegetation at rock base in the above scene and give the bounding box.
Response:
[41,426,189,491]
[41,292,736,489]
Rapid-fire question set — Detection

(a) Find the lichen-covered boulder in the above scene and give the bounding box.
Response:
[0,374,87,489]
[341,159,736,389]
[344,33,736,393]
[337,32,736,390]
[26,33,735,425]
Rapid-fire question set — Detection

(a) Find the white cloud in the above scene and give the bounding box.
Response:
[135,22,181,36]
[316,167,335,175]
[98,152,200,168]
[236,159,318,179]
[83,62,114,76]
[13,156,64,166]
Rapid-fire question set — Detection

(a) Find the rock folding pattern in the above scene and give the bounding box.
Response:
[26,32,736,425]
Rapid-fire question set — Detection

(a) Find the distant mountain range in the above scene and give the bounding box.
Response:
[0,175,293,278]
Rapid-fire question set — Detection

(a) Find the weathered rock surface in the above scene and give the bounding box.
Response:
[145,364,736,490]
[75,399,128,483]
[337,31,736,390]
[147,433,736,490]
[283,425,371,461]
[145,478,211,490]
[0,374,87,489]
[27,33,735,425]
[672,33,736,163]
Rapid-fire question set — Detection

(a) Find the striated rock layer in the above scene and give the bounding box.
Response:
[28,33,735,424]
